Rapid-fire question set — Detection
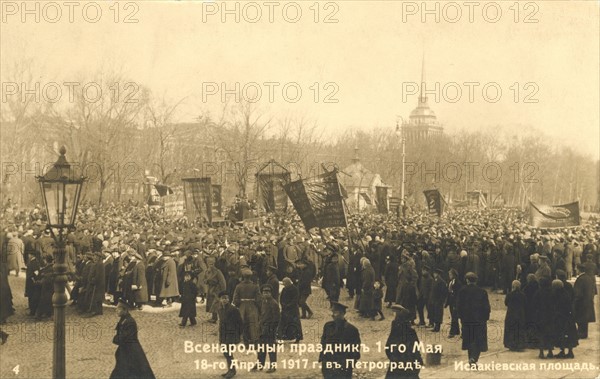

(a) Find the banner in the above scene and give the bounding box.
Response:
[284,179,319,230]
[257,172,290,213]
[284,170,347,230]
[375,186,389,213]
[423,189,445,217]
[163,186,184,217]
[529,201,580,228]
[305,171,347,228]
[211,184,223,219]
[182,177,212,223]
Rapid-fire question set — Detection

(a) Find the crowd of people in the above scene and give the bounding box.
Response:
[0,201,598,378]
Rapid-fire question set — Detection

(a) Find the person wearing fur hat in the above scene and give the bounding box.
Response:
[179,272,198,327]
[277,277,302,343]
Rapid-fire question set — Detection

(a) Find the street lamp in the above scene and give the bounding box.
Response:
[396,117,406,216]
[36,146,85,379]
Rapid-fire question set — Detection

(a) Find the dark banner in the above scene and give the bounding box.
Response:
[284,171,347,230]
[211,184,222,219]
[423,189,445,217]
[182,177,212,223]
[284,179,319,230]
[257,172,290,213]
[305,171,347,228]
[529,201,580,228]
[375,186,389,214]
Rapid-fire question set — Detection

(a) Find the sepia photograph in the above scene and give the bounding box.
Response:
[0,1,599,378]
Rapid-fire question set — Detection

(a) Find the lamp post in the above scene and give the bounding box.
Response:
[396,118,406,216]
[36,146,85,379]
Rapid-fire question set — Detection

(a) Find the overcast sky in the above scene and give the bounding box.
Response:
[1,1,599,157]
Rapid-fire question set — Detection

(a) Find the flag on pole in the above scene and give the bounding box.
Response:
[423,189,445,217]
[182,177,212,223]
[284,170,347,230]
[529,201,580,228]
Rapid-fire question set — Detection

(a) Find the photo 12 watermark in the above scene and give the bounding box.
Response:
[1,1,140,24]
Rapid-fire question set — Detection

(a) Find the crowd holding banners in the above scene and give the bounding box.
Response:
[0,199,598,375]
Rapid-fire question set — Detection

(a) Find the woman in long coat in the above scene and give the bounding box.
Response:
[385,305,423,379]
[110,300,155,379]
[522,274,540,348]
[359,259,375,318]
[552,279,578,358]
[534,277,555,358]
[503,280,526,351]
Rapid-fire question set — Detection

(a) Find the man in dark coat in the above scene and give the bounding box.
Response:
[457,272,490,365]
[446,268,462,337]
[25,252,42,316]
[319,301,361,379]
[359,259,375,318]
[218,291,242,379]
[385,304,423,379]
[76,253,93,311]
[503,280,526,351]
[429,268,448,332]
[417,265,433,327]
[347,248,363,298]
[252,284,280,373]
[573,264,597,339]
[179,272,198,327]
[110,300,155,379]
[84,251,105,317]
[278,277,302,342]
[296,259,315,319]
[323,253,341,306]
[131,254,148,309]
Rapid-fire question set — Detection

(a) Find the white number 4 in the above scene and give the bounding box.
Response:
[12,365,19,375]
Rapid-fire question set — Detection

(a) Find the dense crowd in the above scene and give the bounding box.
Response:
[0,202,598,378]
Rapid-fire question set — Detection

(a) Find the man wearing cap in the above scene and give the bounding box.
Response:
[252,284,280,373]
[457,272,490,365]
[233,269,260,345]
[318,301,361,379]
[110,300,155,379]
[385,304,423,378]
[217,291,242,379]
